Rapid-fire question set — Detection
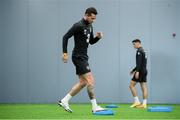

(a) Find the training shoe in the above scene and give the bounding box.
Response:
[136,104,147,109]
[92,106,106,113]
[58,101,73,113]
[130,102,141,108]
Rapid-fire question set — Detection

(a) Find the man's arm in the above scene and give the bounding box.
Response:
[89,27,102,45]
[63,24,77,53]
[131,67,136,72]
[62,24,78,63]
[130,67,136,76]
[131,52,142,72]
[136,51,142,72]
[134,51,142,79]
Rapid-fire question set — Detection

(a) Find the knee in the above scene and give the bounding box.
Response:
[129,84,134,89]
[86,81,94,88]
[84,73,94,87]
[79,81,87,88]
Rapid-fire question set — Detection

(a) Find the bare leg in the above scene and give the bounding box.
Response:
[140,82,148,99]
[129,80,138,97]
[69,77,87,96]
[80,72,104,112]
[136,82,148,108]
[80,72,95,99]
[87,85,95,99]
[129,80,141,107]
[59,77,86,113]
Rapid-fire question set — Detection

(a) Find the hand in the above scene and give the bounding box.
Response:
[62,53,68,63]
[130,71,135,76]
[96,32,103,39]
[135,72,139,79]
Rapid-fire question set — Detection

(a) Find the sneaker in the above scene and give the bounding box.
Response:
[92,106,106,113]
[130,102,141,108]
[136,104,147,109]
[58,101,73,113]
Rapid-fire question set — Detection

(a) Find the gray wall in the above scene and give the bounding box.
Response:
[175,0,180,102]
[0,0,180,103]
[0,0,3,102]
[151,0,180,103]
[1,0,29,103]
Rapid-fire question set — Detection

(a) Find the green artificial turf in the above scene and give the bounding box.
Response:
[0,104,180,119]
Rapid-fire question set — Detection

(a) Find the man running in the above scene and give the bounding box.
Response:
[58,7,105,113]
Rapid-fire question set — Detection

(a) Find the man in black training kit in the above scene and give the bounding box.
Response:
[129,39,148,109]
[58,7,105,113]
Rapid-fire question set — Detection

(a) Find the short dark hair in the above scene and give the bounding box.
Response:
[85,7,98,16]
[132,39,141,43]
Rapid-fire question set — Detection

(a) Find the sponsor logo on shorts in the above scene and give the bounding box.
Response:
[86,66,90,70]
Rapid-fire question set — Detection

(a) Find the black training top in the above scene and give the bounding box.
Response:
[133,47,147,73]
[62,18,100,58]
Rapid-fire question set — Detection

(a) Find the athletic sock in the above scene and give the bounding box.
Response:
[91,99,98,108]
[61,93,72,103]
[134,96,140,103]
[143,99,147,105]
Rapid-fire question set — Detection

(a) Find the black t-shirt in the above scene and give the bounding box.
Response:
[62,18,100,59]
[133,47,147,73]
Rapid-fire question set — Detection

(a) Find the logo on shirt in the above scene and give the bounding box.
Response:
[144,51,147,58]
[86,34,90,43]
[84,28,90,43]
[84,29,87,35]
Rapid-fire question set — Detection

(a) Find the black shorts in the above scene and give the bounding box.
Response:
[132,71,147,82]
[72,56,91,75]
